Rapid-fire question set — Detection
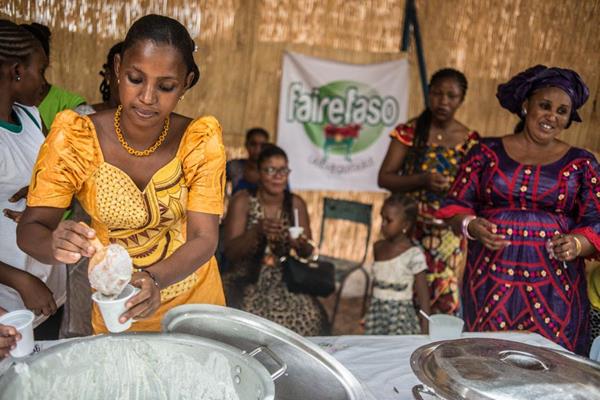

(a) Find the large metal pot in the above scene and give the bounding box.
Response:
[162,304,374,400]
[0,333,286,400]
[410,338,600,400]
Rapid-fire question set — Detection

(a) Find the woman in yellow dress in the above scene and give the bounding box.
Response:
[17,14,226,333]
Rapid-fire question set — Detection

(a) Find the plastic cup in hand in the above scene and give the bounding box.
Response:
[429,314,464,341]
[92,284,139,333]
[288,226,304,239]
[0,310,34,358]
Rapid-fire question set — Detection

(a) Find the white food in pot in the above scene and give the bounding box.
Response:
[12,339,241,400]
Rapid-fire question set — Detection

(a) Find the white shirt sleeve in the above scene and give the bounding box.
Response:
[409,247,428,275]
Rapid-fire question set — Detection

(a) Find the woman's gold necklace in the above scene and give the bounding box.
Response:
[114,105,170,157]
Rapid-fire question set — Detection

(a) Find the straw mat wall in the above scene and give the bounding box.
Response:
[2,1,599,269]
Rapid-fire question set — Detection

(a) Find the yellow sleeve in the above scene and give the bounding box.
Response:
[27,110,99,208]
[179,116,226,215]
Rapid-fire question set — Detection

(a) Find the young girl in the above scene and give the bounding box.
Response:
[364,194,431,334]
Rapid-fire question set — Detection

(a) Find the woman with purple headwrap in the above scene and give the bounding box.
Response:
[436,65,598,354]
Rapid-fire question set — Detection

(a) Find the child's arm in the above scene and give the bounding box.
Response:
[414,270,431,334]
[0,262,57,316]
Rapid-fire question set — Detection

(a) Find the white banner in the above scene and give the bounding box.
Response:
[277,51,409,191]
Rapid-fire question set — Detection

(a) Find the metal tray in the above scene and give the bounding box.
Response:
[162,304,373,400]
[410,338,600,400]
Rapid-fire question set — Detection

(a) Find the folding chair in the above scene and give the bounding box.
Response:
[318,197,372,327]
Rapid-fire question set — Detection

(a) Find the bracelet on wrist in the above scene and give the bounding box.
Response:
[573,236,582,257]
[461,215,477,240]
[139,269,161,290]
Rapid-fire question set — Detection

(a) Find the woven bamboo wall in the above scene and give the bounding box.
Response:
[2,0,599,265]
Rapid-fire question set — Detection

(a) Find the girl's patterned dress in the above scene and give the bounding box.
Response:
[364,246,427,335]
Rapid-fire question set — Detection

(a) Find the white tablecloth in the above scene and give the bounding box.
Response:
[0,332,564,399]
[308,332,565,400]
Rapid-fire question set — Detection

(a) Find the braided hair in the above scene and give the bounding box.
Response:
[0,19,39,66]
[403,68,468,174]
[20,22,51,58]
[383,192,418,234]
[121,14,200,88]
[99,41,123,102]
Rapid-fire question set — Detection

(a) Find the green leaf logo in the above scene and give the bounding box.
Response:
[287,80,399,158]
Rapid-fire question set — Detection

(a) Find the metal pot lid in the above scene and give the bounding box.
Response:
[410,338,600,400]
[162,304,372,400]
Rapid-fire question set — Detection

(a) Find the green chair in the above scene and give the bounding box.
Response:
[318,197,372,327]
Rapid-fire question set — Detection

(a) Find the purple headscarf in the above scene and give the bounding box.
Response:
[496,65,589,125]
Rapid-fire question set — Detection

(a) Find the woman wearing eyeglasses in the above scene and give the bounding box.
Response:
[223,144,329,336]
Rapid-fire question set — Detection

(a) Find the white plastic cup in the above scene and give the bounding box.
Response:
[92,284,139,333]
[288,226,304,239]
[429,314,464,341]
[0,309,34,358]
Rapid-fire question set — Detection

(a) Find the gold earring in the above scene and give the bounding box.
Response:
[117,78,120,84]
[179,95,185,101]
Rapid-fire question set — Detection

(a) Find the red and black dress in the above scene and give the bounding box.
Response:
[437,137,600,354]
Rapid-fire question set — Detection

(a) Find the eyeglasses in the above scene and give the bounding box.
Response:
[261,167,291,177]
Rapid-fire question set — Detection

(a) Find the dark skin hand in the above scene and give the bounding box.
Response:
[119,271,161,323]
[414,271,431,334]
[0,262,57,316]
[449,214,595,259]
[259,217,314,258]
[378,140,451,194]
[260,217,285,242]
[3,186,29,223]
[467,217,511,250]
[50,219,98,264]
[447,214,511,251]
[0,312,21,359]
[224,190,313,263]
[288,233,313,258]
[548,233,594,261]
[15,273,57,316]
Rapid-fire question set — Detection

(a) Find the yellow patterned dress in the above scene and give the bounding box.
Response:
[27,110,226,333]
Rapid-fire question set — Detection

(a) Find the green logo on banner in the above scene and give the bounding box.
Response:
[287,81,399,160]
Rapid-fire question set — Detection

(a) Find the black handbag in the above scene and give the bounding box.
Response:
[281,253,335,297]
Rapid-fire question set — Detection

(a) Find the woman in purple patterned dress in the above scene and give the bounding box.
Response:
[437,65,598,355]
